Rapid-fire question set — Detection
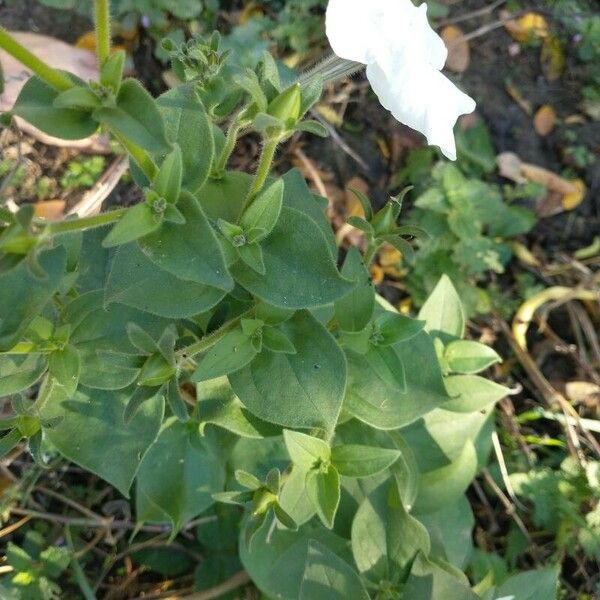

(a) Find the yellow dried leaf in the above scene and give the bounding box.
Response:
[565,381,600,406]
[379,244,402,268]
[398,298,412,315]
[541,36,566,81]
[441,25,470,73]
[562,179,586,211]
[75,31,98,52]
[370,264,384,286]
[34,200,66,221]
[503,11,549,42]
[315,104,343,127]
[534,105,557,136]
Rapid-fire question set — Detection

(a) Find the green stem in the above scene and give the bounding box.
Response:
[47,208,127,234]
[0,27,74,91]
[112,132,157,181]
[215,116,246,175]
[94,0,112,66]
[178,309,254,359]
[363,242,379,267]
[248,138,279,199]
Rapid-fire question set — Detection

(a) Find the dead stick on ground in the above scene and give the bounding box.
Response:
[179,571,250,600]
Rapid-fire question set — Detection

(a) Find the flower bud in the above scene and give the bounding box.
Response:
[267,83,302,126]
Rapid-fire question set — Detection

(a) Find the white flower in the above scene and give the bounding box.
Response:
[326,0,476,160]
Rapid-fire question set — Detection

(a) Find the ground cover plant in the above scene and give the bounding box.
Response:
[0,0,599,599]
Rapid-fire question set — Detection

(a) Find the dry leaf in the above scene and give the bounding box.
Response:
[315,103,343,127]
[34,200,66,221]
[562,179,586,211]
[505,81,533,115]
[0,32,110,152]
[534,105,557,136]
[441,25,470,73]
[502,10,549,43]
[541,36,566,81]
[565,381,600,407]
[370,264,385,286]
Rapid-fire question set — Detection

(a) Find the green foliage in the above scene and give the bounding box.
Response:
[0,16,551,600]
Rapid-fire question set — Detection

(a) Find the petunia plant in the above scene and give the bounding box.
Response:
[0,1,545,598]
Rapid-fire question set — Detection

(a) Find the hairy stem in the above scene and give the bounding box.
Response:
[94,0,112,66]
[111,133,157,181]
[46,208,127,234]
[215,114,247,175]
[248,139,279,199]
[0,27,74,91]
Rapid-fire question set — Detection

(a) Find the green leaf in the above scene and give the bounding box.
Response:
[351,483,430,582]
[40,382,164,496]
[48,344,81,396]
[235,469,263,490]
[153,145,182,204]
[295,120,329,138]
[403,553,481,600]
[344,329,449,430]
[331,444,401,478]
[138,193,233,290]
[0,429,22,458]
[93,79,170,154]
[240,179,284,242]
[334,247,375,332]
[284,430,330,471]
[231,207,354,309]
[102,203,161,248]
[198,171,252,224]
[136,419,225,531]
[375,312,425,346]
[495,567,560,600]
[157,83,215,192]
[13,75,97,139]
[166,380,188,422]
[100,49,126,92]
[0,246,67,351]
[419,275,465,342]
[444,375,509,413]
[444,340,501,374]
[0,355,48,396]
[364,345,406,392]
[105,243,225,318]
[278,466,317,527]
[306,464,340,529]
[414,440,478,515]
[299,541,370,600]
[229,311,346,432]
[262,326,296,354]
[192,329,257,382]
[237,242,266,275]
[53,85,101,110]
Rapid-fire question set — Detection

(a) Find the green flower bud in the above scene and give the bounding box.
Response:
[267,83,302,126]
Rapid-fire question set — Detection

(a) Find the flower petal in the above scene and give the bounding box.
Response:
[366,61,476,160]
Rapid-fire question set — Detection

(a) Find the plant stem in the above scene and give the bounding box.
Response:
[111,132,157,181]
[0,27,74,91]
[94,0,112,66]
[215,115,247,175]
[248,138,279,199]
[178,309,254,359]
[47,208,127,234]
[363,242,379,267]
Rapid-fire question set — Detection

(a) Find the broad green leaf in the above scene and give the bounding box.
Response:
[419,275,465,342]
[306,465,341,529]
[444,375,509,413]
[351,483,430,582]
[445,340,501,374]
[231,207,353,309]
[198,378,281,438]
[102,203,161,248]
[198,171,252,224]
[237,242,265,275]
[105,243,225,318]
[100,49,125,92]
[40,382,164,496]
[334,247,375,333]
[344,330,448,430]
[241,179,284,241]
[495,567,559,600]
[420,496,474,570]
[0,429,22,458]
[403,553,481,600]
[136,419,225,531]
[262,326,296,354]
[375,312,425,346]
[229,311,346,432]
[299,541,370,600]
[0,355,48,396]
[53,85,101,110]
[153,145,182,204]
[364,345,406,392]
[278,466,317,527]
[331,444,401,478]
[138,193,233,290]
[284,430,330,471]
[12,75,97,139]
[414,440,478,515]
[240,520,352,600]
[192,329,257,382]
[48,344,80,396]
[93,79,170,154]
[0,246,66,351]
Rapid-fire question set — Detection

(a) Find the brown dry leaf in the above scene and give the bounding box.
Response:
[315,103,343,127]
[0,32,110,152]
[502,10,549,43]
[565,381,600,407]
[562,179,587,211]
[497,152,528,184]
[534,105,557,136]
[441,25,470,73]
[505,81,533,115]
[541,36,566,81]
[370,264,385,286]
[34,200,66,221]
[345,176,369,217]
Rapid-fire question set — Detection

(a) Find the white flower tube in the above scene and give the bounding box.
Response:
[326,0,476,160]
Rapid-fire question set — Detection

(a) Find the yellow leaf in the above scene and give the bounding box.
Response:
[534,105,557,136]
[562,179,586,211]
[541,36,566,81]
[441,25,470,73]
[503,11,548,43]
[34,200,66,221]
[315,104,343,127]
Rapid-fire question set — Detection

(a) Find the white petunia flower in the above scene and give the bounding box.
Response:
[325,0,476,160]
